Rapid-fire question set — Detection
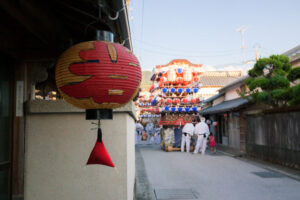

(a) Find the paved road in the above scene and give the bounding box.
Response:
[136,145,300,200]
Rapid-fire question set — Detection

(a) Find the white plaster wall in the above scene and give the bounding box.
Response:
[199,87,220,100]
[24,112,135,200]
[224,89,240,101]
[212,96,225,106]
[126,116,135,200]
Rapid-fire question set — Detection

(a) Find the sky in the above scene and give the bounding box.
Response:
[129,0,300,73]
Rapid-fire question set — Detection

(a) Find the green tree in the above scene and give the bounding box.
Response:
[287,66,300,105]
[241,55,292,107]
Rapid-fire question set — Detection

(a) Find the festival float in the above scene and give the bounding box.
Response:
[136,59,204,150]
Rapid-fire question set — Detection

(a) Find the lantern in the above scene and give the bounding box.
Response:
[192,107,197,112]
[147,108,152,112]
[183,69,192,82]
[193,88,199,93]
[140,103,144,107]
[190,99,196,104]
[177,88,183,93]
[56,41,141,167]
[193,76,199,82]
[142,108,146,112]
[167,70,176,83]
[170,88,176,93]
[144,95,150,102]
[171,107,176,112]
[177,107,183,112]
[145,102,149,106]
[164,106,170,112]
[173,98,180,104]
[176,68,183,74]
[141,115,144,118]
[162,88,168,93]
[185,88,191,93]
[140,98,144,102]
[181,98,188,104]
[166,98,172,104]
[155,108,159,114]
[185,107,190,112]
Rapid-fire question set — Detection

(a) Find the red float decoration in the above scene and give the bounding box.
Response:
[173,98,180,104]
[181,98,188,104]
[166,98,172,104]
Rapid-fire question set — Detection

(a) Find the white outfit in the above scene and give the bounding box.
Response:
[145,122,154,144]
[135,123,144,144]
[181,123,194,152]
[193,121,209,154]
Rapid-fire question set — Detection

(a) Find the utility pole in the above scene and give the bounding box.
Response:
[254,44,261,61]
[236,26,247,63]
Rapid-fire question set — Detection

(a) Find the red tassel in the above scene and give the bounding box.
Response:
[87,141,115,167]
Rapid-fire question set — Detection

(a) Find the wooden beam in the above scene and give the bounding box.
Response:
[0,1,71,45]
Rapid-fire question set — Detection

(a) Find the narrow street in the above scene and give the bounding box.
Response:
[136,145,300,200]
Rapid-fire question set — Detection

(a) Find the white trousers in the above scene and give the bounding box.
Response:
[181,134,191,152]
[194,135,207,154]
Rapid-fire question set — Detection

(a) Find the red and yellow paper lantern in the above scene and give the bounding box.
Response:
[55,40,141,167]
[56,41,141,109]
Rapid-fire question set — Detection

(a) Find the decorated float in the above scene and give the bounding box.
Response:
[135,59,205,151]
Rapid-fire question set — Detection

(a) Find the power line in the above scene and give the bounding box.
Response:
[133,39,243,54]
[139,46,255,58]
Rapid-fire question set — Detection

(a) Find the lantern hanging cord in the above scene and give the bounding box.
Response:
[97,118,102,143]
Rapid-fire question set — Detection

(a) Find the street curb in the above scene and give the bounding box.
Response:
[135,146,156,200]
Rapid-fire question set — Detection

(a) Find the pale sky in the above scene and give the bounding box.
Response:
[129,0,300,73]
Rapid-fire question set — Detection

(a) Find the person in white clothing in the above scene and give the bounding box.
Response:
[181,120,195,152]
[135,120,144,144]
[193,116,210,154]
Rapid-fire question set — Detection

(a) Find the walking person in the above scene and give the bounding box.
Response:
[193,116,209,155]
[135,120,144,144]
[208,132,217,153]
[145,120,154,144]
[181,120,195,153]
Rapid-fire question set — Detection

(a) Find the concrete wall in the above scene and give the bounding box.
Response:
[24,100,136,200]
[247,111,300,170]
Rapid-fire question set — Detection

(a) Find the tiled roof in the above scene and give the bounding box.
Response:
[200,71,242,86]
[200,98,249,115]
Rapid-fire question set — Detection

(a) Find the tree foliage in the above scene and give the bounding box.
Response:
[240,54,300,107]
[287,66,300,82]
